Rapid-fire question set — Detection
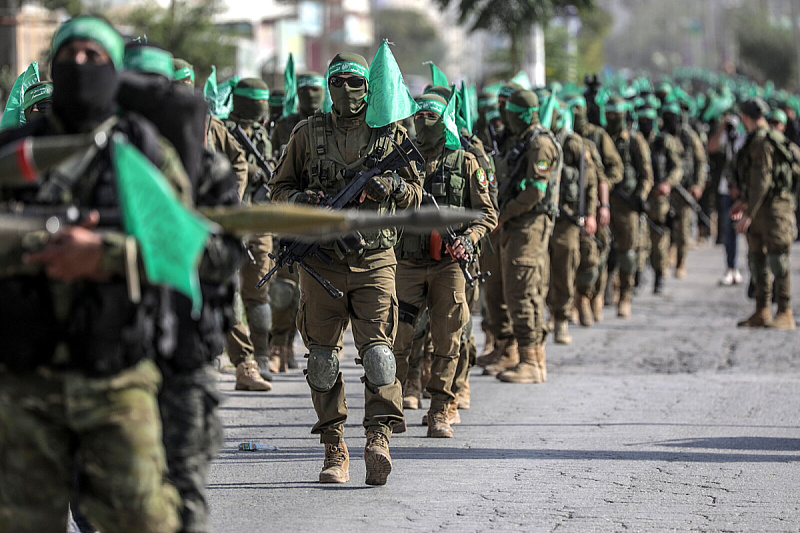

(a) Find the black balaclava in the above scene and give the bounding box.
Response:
[232,77,270,121]
[297,72,325,116]
[638,118,654,138]
[506,89,539,136]
[662,112,680,136]
[52,61,118,134]
[414,94,447,154]
[327,52,368,118]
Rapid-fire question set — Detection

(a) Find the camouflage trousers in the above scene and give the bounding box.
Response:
[747,196,797,310]
[159,365,223,533]
[647,192,672,275]
[547,219,580,321]
[0,359,180,533]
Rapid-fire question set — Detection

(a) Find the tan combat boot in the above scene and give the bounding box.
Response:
[403,378,422,410]
[617,296,632,319]
[319,442,349,483]
[553,320,572,345]
[591,294,604,323]
[536,343,548,381]
[737,306,771,328]
[496,346,544,383]
[483,339,520,376]
[267,345,283,374]
[364,431,392,485]
[456,378,470,409]
[767,308,796,330]
[579,295,594,327]
[427,407,453,438]
[235,361,272,391]
[476,337,509,367]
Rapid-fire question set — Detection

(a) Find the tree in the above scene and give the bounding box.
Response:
[431,0,594,73]
[373,8,445,79]
[733,5,797,89]
[117,0,236,84]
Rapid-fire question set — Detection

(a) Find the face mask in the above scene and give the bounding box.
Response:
[299,88,324,115]
[233,95,268,122]
[638,119,654,137]
[52,62,118,133]
[606,115,625,136]
[330,82,366,118]
[573,107,588,133]
[414,115,445,153]
[663,114,680,135]
[507,112,530,135]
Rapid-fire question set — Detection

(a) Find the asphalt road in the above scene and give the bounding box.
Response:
[208,239,800,532]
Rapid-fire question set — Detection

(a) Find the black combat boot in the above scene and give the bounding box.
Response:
[653,272,664,295]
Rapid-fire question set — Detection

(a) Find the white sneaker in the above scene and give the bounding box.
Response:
[732,269,743,285]
[719,269,735,286]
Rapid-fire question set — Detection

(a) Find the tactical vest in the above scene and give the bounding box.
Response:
[0,115,165,375]
[651,134,670,184]
[740,128,797,203]
[556,131,582,213]
[613,132,640,196]
[305,110,399,251]
[497,126,564,219]
[398,149,466,260]
[679,126,696,186]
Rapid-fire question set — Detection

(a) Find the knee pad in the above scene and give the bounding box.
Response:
[576,268,598,289]
[268,278,298,312]
[618,249,638,276]
[767,252,790,278]
[305,348,339,392]
[247,303,272,335]
[359,344,396,386]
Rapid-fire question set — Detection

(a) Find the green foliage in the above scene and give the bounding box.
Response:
[733,6,797,88]
[39,0,85,17]
[431,0,595,72]
[373,9,445,78]
[120,0,236,84]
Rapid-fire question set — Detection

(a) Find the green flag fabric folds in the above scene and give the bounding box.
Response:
[455,82,473,135]
[442,90,461,151]
[510,71,532,90]
[427,61,448,87]
[365,40,418,128]
[204,66,240,119]
[283,53,297,117]
[113,136,212,315]
[0,62,40,131]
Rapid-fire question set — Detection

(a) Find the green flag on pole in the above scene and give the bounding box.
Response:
[365,40,418,128]
[443,88,461,151]
[510,71,532,90]
[113,136,212,316]
[204,66,239,119]
[455,81,473,135]
[0,62,40,131]
[426,61,448,87]
[283,53,297,117]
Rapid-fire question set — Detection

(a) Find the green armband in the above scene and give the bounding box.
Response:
[532,180,547,193]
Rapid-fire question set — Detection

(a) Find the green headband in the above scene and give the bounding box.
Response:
[499,86,515,98]
[326,61,369,80]
[661,103,681,115]
[298,75,325,89]
[768,109,788,125]
[174,66,194,82]
[268,95,284,106]
[505,101,538,123]
[478,97,498,107]
[233,87,270,101]
[124,46,174,79]
[605,102,628,114]
[638,108,658,120]
[51,16,124,68]
[416,98,446,116]
[23,83,53,109]
[485,109,501,122]
[567,96,587,109]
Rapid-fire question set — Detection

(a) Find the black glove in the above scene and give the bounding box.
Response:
[296,190,324,206]
[364,172,403,202]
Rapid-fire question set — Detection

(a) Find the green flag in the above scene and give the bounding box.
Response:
[443,88,461,151]
[427,61,448,87]
[455,81,472,135]
[365,40,418,128]
[510,71,532,90]
[539,85,561,130]
[283,53,297,117]
[113,136,212,315]
[0,62,40,131]
[204,66,239,119]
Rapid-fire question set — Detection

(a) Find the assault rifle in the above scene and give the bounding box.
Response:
[228,124,275,203]
[673,182,712,227]
[611,187,666,237]
[255,138,425,298]
[423,191,488,287]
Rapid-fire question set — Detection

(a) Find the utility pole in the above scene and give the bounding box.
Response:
[792,0,800,88]
[0,0,19,74]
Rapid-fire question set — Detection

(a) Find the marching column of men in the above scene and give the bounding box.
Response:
[1,13,797,533]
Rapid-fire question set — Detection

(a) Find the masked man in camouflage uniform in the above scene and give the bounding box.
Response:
[0,17,182,532]
[269,53,422,485]
[734,98,797,330]
[642,103,683,295]
[492,89,563,384]
[393,93,496,438]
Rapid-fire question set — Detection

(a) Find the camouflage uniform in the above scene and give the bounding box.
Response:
[646,130,684,285]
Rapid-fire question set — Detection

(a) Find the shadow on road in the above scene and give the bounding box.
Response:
[645,436,800,451]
